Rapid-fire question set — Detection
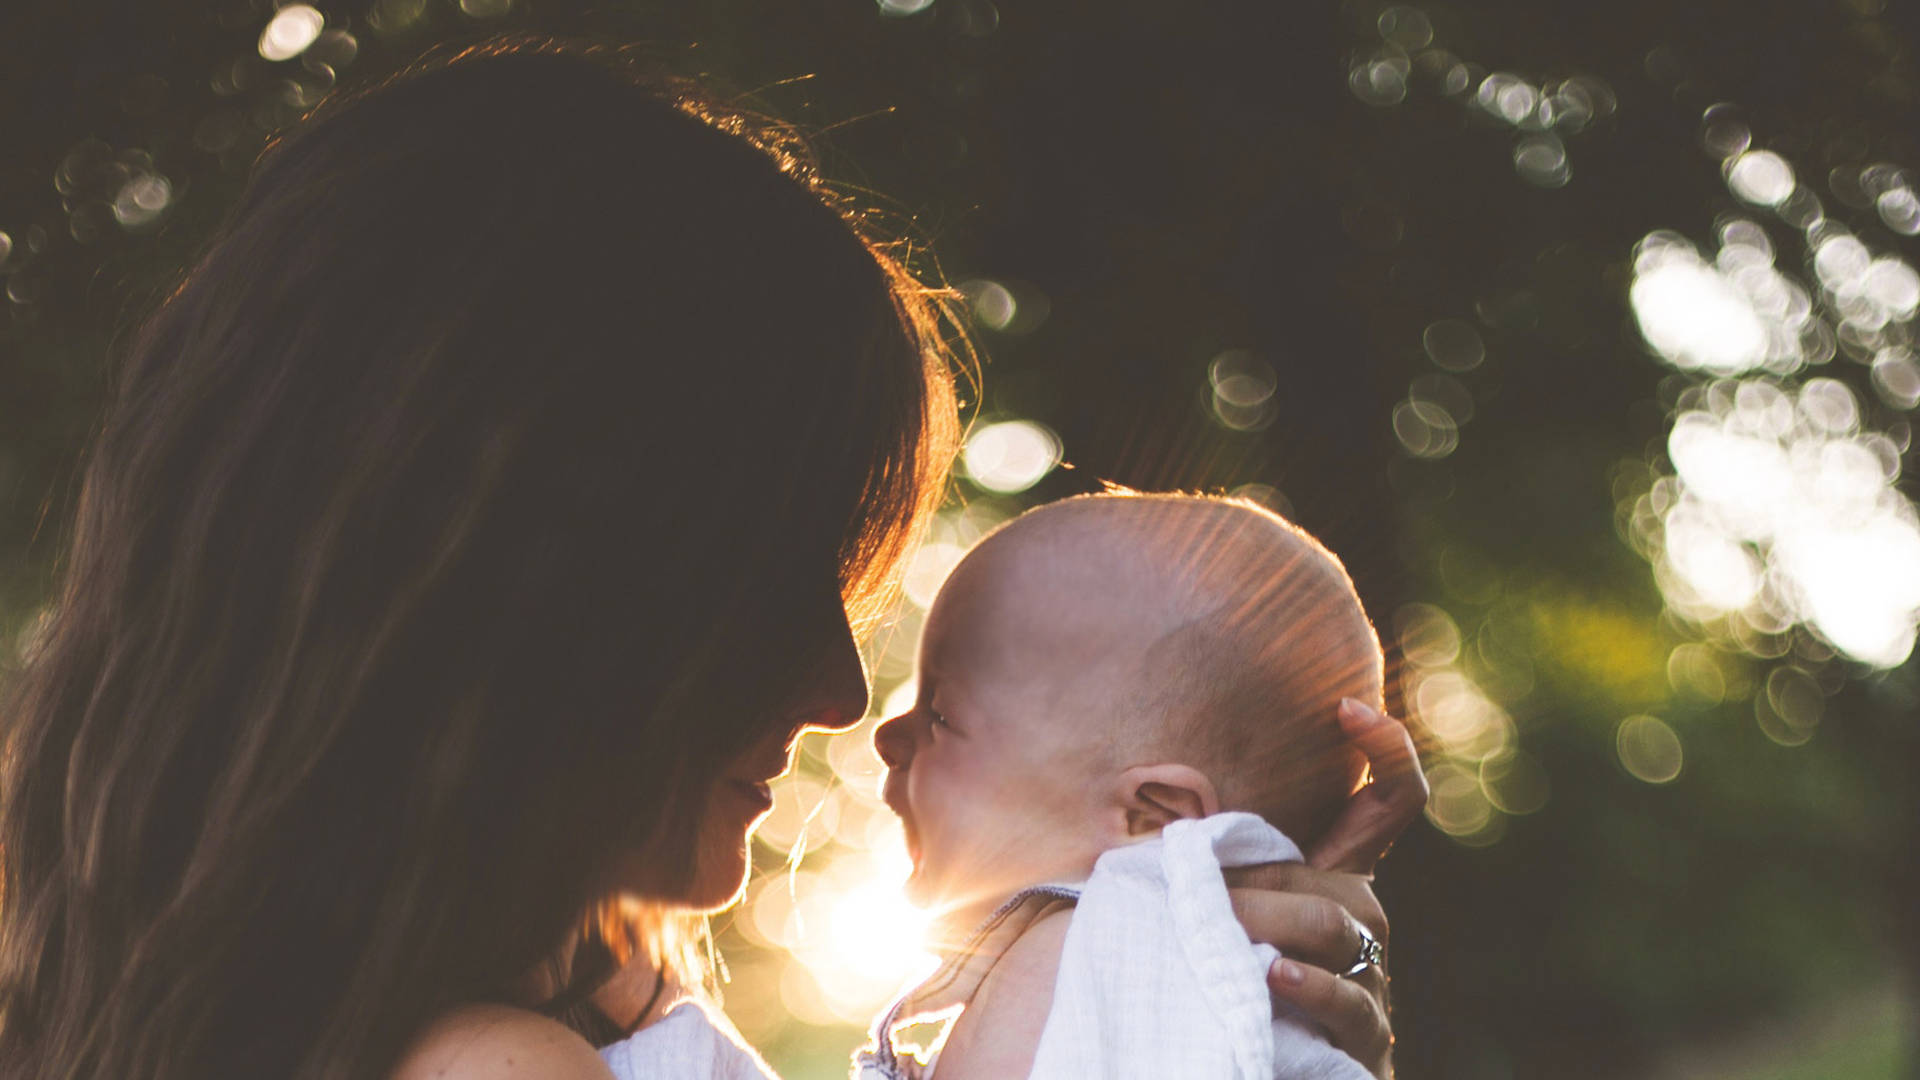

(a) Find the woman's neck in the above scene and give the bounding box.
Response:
[514,929,679,1035]
[590,948,679,1033]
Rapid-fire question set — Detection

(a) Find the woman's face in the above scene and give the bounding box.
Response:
[678,578,871,911]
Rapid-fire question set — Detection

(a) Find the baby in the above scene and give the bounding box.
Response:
[859,491,1384,1080]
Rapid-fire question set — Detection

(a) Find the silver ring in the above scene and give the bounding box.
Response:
[1337,922,1383,978]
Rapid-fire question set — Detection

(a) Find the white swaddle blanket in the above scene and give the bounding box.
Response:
[1024,812,1371,1080]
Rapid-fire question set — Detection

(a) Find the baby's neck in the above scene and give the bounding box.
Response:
[926,827,1173,942]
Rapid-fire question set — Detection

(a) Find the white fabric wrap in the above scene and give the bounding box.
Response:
[598,999,779,1080]
[1025,812,1372,1080]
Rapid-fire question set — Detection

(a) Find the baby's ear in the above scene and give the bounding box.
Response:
[1113,764,1221,838]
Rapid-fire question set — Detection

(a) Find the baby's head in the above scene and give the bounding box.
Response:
[874,492,1382,918]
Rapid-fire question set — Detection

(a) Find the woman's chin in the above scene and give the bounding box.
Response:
[682,843,752,913]
[689,882,749,914]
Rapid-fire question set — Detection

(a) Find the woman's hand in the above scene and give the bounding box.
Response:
[1224,698,1427,1080]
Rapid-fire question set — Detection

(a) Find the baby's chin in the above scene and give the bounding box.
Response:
[899,862,946,912]
[898,857,960,907]
[901,862,1021,928]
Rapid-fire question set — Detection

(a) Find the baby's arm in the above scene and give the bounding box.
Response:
[927,908,1073,1080]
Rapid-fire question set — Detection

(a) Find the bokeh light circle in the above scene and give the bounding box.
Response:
[1350,53,1411,107]
[1700,103,1752,160]
[1477,73,1538,126]
[1377,6,1434,50]
[1480,751,1550,815]
[1514,134,1570,187]
[1422,318,1486,371]
[1872,347,1920,409]
[901,542,967,609]
[961,420,1061,493]
[957,278,1017,330]
[1395,602,1463,668]
[1425,762,1494,836]
[113,174,172,229]
[259,5,325,62]
[1875,186,1920,235]
[1615,715,1683,784]
[1393,398,1460,458]
[1726,150,1796,207]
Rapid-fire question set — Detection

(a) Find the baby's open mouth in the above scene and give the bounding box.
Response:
[884,789,920,867]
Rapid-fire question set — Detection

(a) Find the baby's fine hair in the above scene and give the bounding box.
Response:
[1027,491,1383,845]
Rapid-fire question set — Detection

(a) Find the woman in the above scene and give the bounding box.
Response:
[0,36,1426,1080]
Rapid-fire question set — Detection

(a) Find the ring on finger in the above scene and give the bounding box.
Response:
[1336,921,1383,978]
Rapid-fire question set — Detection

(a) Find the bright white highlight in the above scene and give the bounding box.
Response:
[1725,150,1795,206]
[1628,142,1920,665]
[962,420,1061,493]
[1863,258,1920,318]
[1780,517,1920,667]
[1630,236,1777,375]
[259,5,325,61]
[1814,235,1872,291]
[1633,376,1920,668]
[755,839,936,1019]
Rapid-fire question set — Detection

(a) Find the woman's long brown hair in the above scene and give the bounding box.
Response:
[0,36,962,1079]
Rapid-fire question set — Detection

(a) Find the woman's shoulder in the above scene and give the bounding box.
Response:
[601,999,779,1080]
[389,1004,616,1080]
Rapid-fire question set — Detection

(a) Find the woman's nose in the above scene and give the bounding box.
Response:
[786,602,871,734]
[809,646,869,734]
[873,713,915,770]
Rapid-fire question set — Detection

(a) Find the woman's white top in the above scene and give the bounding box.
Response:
[598,998,779,1080]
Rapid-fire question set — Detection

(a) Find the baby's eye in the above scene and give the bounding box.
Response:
[927,708,950,729]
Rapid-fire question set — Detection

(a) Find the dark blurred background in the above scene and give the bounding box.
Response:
[2,1,1916,1077]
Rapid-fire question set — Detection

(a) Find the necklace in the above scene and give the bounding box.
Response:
[619,961,670,1037]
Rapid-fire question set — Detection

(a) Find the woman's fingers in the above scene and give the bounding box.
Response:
[1304,699,1430,874]
[1226,717,1410,1080]
[1224,861,1387,944]
[1224,864,1394,1075]
[1225,882,1380,975]
[1268,957,1393,1079]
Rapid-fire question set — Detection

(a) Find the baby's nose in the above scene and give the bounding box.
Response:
[872,714,915,770]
